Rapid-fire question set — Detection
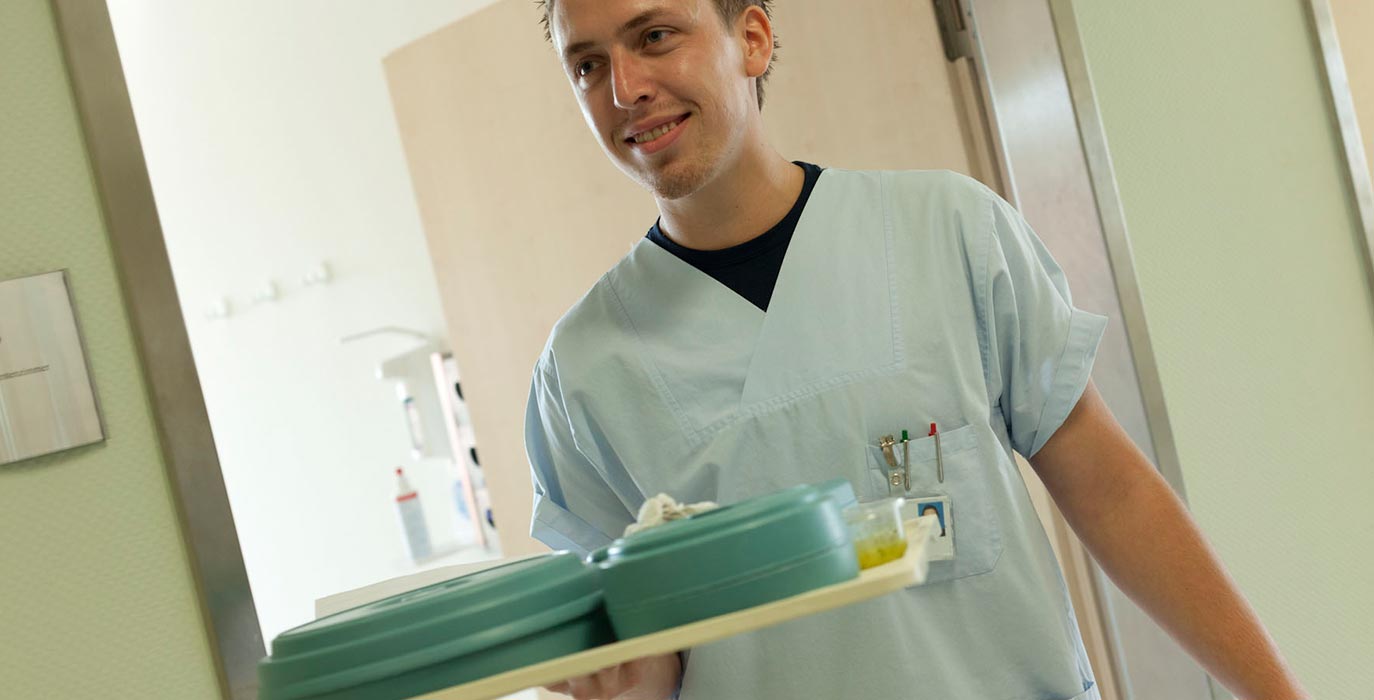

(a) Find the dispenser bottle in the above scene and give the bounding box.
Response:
[394,467,432,561]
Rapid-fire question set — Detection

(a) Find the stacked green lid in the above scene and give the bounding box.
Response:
[593,483,859,639]
[814,477,859,512]
[258,553,615,700]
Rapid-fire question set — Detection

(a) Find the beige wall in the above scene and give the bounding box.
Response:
[1332,0,1374,174]
[1073,2,1374,699]
[0,1,220,697]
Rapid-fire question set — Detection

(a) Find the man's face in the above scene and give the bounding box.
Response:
[552,0,761,200]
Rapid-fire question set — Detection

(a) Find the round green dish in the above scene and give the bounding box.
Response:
[257,553,615,700]
[595,484,859,639]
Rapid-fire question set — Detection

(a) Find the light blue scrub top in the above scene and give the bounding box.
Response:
[526,169,1108,700]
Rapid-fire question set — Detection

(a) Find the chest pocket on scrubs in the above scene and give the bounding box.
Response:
[864,424,1003,583]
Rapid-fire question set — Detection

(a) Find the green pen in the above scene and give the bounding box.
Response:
[900,430,911,490]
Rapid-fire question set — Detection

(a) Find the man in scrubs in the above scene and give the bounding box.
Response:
[525,1,1308,698]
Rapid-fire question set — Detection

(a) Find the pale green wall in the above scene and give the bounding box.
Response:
[0,1,221,697]
[1073,2,1374,699]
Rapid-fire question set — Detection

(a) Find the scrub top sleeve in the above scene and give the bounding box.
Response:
[975,187,1108,458]
[526,359,634,556]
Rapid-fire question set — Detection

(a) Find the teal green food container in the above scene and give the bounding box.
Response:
[814,477,859,512]
[257,553,615,700]
[594,484,859,639]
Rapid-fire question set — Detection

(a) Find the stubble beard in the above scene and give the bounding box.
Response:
[636,149,720,201]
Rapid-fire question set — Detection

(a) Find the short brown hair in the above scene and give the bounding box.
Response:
[538,0,780,110]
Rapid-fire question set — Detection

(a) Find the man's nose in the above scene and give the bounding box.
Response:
[610,50,654,110]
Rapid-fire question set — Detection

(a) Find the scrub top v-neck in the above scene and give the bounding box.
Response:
[646,161,825,312]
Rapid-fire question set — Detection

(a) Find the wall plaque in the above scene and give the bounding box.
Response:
[0,271,105,465]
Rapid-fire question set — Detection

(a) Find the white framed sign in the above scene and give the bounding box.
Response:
[0,270,105,465]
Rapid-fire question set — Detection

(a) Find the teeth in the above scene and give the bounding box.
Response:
[634,119,681,144]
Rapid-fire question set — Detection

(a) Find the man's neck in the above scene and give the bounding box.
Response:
[655,146,805,252]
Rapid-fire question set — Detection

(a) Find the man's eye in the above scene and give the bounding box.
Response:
[646,29,670,44]
[576,60,599,77]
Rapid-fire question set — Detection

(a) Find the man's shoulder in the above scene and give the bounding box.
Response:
[816,167,996,253]
[823,166,993,207]
[536,257,637,374]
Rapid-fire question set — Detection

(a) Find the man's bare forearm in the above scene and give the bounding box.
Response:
[1035,385,1307,698]
[1062,462,1306,700]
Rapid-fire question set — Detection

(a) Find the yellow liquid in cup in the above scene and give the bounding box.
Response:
[854,534,909,569]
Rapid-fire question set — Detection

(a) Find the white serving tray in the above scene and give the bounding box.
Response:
[414,515,940,700]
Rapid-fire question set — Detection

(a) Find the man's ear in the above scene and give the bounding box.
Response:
[738,5,774,80]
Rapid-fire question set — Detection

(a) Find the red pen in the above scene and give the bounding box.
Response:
[930,423,944,483]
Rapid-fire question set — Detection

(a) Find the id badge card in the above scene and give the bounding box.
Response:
[903,495,954,561]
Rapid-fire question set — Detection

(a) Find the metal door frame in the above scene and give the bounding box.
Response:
[958,1,1214,698]
[48,2,262,699]
[1306,0,1374,302]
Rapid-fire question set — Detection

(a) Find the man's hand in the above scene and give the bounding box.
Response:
[544,652,683,700]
